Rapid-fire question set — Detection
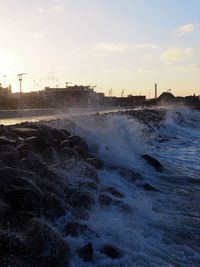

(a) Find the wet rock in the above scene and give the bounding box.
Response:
[73,145,88,159]
[42,146,60,166]
[0,144,18,154]
[0,230,27,257]
[0,136,16,146]
[52,128,68,142]
[141,154,163,172]
[60,129,71,137]
[103,187,124,198]
[68,190,95,209]
[0,152,19,168]
[111,166,143,181]
[99,194,113,206]
[141,183,161,192]
[0,159,6,168]
[4,187,42,212]
[59,139,73,149]
[101,244,122,259]
[0,167,36,193]
[25,136,49,151]
[36,178,64,199]
[60,147,77,162]
[73,208,90,221]
[12,127,39,138]
[87,157,103,169]
[42,193,66,220]
[68,135,88,150]
[0,199,9,217]
[25,218,71,265]
[64,221,91,237]
[77,242,94,262]
[3,211,36,230]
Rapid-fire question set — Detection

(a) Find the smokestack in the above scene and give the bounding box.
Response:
[155,83,157,99]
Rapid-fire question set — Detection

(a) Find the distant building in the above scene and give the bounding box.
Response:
[0,84,12,97]
[156,92,176,104]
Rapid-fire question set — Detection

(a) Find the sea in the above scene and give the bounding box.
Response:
[2,106,200,266]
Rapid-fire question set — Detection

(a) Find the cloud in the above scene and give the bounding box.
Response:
[175,23,194,36]
[28,32,44,38]
[94,42,158,52]
[37,3,65,15]
[161,47,193,62]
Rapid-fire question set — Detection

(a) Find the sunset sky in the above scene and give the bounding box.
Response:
[0,0,200,97]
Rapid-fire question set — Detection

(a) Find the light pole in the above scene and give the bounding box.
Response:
[17,73,27,108]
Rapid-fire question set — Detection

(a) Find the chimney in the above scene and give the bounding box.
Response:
[155,83,157,99]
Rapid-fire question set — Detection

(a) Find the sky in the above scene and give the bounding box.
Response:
[0,0,200,97]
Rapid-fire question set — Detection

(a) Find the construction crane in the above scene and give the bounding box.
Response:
[109,89,112,97]
[121,89,125,98]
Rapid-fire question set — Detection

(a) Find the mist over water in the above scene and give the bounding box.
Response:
[48,107,200,266]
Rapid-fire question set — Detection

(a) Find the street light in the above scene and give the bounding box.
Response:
[17,73,27,108]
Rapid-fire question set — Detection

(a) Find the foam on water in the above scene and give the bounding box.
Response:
[50,108,200,266]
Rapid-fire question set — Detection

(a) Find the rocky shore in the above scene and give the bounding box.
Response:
[0,109,165,266]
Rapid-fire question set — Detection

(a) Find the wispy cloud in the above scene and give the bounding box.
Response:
[94,42,158,52]
[175,23,194,36]
[161,47,193,62]
[37,3,65,15]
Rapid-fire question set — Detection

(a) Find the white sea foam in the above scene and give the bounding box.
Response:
[50,108,200,266]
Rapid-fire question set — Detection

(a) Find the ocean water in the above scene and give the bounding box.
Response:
[50,107,200,267]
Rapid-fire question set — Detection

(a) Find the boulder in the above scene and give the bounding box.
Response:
[12,128,39,138]
[141,183,161,192]
[0,136,16,146]
[98,194,113,206]
[42,193,66,220]
[68,135,88,150]
[25,218,71,266]
[0,152,19,168]
[101,244,122,259]
[42,146,60,166]
[52,128,68,142]
[77,242,94,262]
[68,190,95,209]
[87,157,103,169]
[60,147,77,162]
[141,154,163,172]
[103,187,124,198]
[63,221,91,237]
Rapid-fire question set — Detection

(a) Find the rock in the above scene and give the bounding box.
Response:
[0,144,18,154]
[0,159,6,168]
[60,129,71,137]
[0,199,9,217]
[63,222,91,237]
[141,183,161,192]
[60,147,77,162]
[12,128,39,138]
[101,244,122,259]
[25,136,49,151]
[25,218,71,265]
[141,154,163,172]
[0,136,16,146]
[68,190,95,209]
[87,157,103,169]
[99,194,113,206]
[0,152,19,168]
[52,128,68,142]
[73,145,88,159]
[4,187,42,212]
[42,146,60,166]
[42,193,66,220]
[59,139,73,149]
[68,135,88,150]
[0,167,36,193]
[0,230,27,257]
[77,242,94,262]
[3,211,36,230]
[103,187,124,198]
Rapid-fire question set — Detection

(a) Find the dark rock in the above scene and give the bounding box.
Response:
[72,208,90,221]
[141,183,161,192]
[0,136,16,146]
[0,159,6,168]
[0,167,36,193]
[42,193,66,220]
[3,211,36,230]
[68,135,88,150]
[64,221,91,237]
[36,178,64,199]
[42,146,60,166]
[25,218,71,265]
[99,194,113,206]
[0,230,27,257]
[0,199,9,217]
[68,190,95,209]
[0,152,19,168]
[141,154,163,172]
[103,187,124,198]
[101,244,122,259]
[12,127,39,138]
[52,128,68,142]
[77,242,93,262]
[59,139,73,149]
[0,144,18,154]
[60,129,71,137]
[25,136,49,150]
[4,187,42,212]
[60,147,77,162]
[73,145,88,159]
[87,157,103,169]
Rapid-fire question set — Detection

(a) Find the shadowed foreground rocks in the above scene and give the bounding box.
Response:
[0,110,165,266]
